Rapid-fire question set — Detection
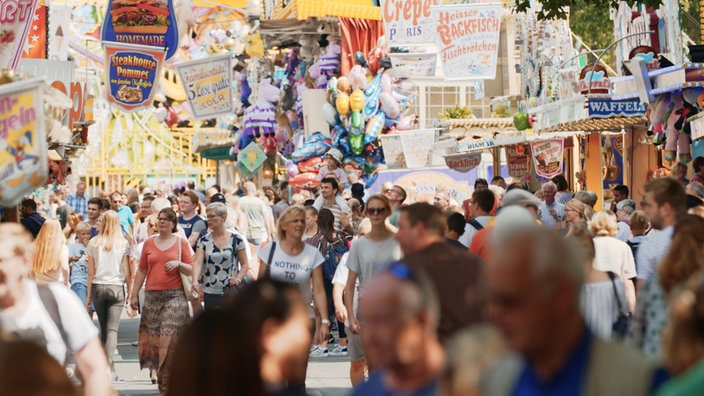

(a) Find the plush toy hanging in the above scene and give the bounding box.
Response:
[239,78,280,150]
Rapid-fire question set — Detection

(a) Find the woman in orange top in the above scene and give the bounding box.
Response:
[129,208,192,392]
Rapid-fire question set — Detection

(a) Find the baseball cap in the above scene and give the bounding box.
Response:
[501,189,542,209]
[210,193,227,204]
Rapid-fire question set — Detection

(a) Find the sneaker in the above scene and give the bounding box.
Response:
[131,341,139,347]
[309,345,329,358]
[328,336,335,345]
[329,345,348,356]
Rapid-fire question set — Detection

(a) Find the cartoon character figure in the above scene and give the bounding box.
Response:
[239,78,280,149]
[1,131,39,170]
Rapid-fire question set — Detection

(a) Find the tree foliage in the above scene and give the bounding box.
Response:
[514,0,662,20]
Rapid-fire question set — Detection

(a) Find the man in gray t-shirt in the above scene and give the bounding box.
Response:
[239,182,272,246]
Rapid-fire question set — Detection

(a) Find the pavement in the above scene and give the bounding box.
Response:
[109,317,352,395]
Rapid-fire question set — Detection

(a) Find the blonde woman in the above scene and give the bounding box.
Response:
[32,219,69,286]
[589,211,637,312]
[86,210,131,379]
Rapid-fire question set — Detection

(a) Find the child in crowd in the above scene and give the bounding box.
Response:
[314,148,350,212]
[68,222,91,307]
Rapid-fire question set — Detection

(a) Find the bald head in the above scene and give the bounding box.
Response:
[243,182,257,195]
[359,267,440,370]
[485,228,584,358]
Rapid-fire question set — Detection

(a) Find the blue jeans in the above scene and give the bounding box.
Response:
[71,283,87,305]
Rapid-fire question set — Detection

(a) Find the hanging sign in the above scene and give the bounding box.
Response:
[389,53,437,78]
[602,135,624,189]
[587,98,647,118]
[530,139,564,179]
[0,0,40,69]
[444,152,481,173]
[175,54,233,120]
[430,3,502,80]
[103,41,165,112]
[506,143,531,178]
[0,78,47,207]
[381,0,441,46]
[237,142,266,174]
[21,2,46,59]
[458,131,526,152]
[101,0,178,60]
[400,129,435,168]
[380,133,405,169]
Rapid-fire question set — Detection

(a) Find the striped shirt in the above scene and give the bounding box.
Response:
[636,226,674,281]
[323,202,343,233]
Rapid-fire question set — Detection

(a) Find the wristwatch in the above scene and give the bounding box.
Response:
[321,319,330,324]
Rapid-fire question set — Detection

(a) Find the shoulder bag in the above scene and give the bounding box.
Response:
[173,237,198,301]
[264,242,277,278]
[607,271,631,340]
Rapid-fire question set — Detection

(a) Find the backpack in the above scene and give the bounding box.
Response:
[321,236,349,282]
[626,240,640,263]
[467,218,484,231]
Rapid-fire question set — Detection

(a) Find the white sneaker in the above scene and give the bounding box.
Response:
[329,344,348,356]
[309,345,329,358]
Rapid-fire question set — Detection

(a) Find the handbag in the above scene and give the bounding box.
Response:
[607,271,631,340]
[224,232,246,295]
[264,242,276,278]
[172,237,198,302]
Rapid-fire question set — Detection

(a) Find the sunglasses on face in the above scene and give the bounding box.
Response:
[157,217,172,222]
[367,207,387,215]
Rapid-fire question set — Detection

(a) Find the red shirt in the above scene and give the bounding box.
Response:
[139,237,193,291]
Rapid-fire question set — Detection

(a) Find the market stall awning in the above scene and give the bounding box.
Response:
[271,0,381,20]
[530,95,648,133]
[192,128,237,153]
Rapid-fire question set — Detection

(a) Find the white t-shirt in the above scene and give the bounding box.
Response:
[87,240,129,285]
[346,235,402,288]
[258,242,324,316]
[332,253,359,316]
[593,236,637,282]
[12,281,98,364]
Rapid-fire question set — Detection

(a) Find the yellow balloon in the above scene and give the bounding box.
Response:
[350,89,365,112]
[336,93,350,116]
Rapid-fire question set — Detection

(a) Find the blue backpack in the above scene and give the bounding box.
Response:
[322,236,349,281]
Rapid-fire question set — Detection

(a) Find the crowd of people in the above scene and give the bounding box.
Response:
[4,152,704,395]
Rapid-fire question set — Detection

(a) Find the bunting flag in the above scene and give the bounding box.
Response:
[22,2,47,59]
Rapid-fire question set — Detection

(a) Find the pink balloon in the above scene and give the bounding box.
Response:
[396,115,416,131]
[349,65,367,91]
[381,73,393,94]
[379,92,400,118]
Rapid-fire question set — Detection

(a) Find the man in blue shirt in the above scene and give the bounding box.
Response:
[66,181,89,219]
[111,191,134,236]
[19,198,45,238]
[351,263,443,396]
[483,216,661,395]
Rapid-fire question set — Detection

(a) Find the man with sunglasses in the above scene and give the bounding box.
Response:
[352,263,444,396]
[396,203,483,343]
[386,185,406,227]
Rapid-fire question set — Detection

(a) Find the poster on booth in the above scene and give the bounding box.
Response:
[530,139,563,179]
[506,143,531,178]
[101,0,178,60]
[381,0,441,46]
[430,3,502,80]
[400,129,436,168]
[0,0,40,69]
[444,152,481,173]
[103,41,165,112]
[389,53,437,78]
[175,54,233,120]
[602,135,623,189]
[380,133,405,169]
[0,78,47,207]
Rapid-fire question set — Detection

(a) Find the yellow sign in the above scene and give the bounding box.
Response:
[0,79,47,207]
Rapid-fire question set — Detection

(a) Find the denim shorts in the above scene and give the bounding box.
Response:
[71,283,94,310]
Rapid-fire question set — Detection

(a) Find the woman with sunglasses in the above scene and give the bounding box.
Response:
[129,208,193,392]
[344,195,402,367]
[257,205,328,393]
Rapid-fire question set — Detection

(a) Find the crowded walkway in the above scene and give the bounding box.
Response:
[4,162,704,395]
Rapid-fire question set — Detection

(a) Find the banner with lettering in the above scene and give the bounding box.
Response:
[0,78,47,207]
[400,129,436,168]
[506,143,531,178]
[175,54,233,120]
[381,0,441,46]
[101,0,178,60]
[444,152,481,173]
[0,0,40,68]
[103,41,165,112]
[530,139,564,179]
[430,3,502,80]
[389,53,437,78]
